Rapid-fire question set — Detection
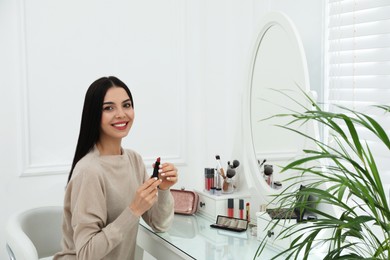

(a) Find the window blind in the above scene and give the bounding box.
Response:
[327,0,390,178]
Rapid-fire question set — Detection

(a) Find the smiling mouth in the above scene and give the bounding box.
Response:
[112,122,129,130]
[113,122,127,127]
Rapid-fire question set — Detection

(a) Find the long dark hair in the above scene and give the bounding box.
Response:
[67,76,134,183]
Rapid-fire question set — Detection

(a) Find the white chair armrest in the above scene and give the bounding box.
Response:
[6,211,39,260]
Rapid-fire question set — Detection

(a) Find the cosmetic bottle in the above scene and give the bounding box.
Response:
[204,168,215,191]
[239,199,244,219]
[215,169,222,196]
[227,198,234,217]
[204,168,209,191]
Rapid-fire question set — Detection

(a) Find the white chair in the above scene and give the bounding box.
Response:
[5,206,63,260]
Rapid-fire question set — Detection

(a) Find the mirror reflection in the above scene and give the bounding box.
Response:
[249,13,311,190]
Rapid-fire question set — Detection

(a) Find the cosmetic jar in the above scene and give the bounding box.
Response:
[273,181,282,190]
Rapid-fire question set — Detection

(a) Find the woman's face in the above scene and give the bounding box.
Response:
[100,86,134,141]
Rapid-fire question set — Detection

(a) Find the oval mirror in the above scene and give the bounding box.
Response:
[243,12,313,204]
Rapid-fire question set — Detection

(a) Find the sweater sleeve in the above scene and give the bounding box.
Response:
[140,175,174,232]
[68,168,139,260]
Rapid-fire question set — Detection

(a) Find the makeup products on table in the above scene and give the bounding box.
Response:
[206,155,240,194]
[204,168,215,191]
[210,215,249,232]
[215,168,222,196]
[227,198,234,217]
[228,160,240,171]
[239,199,244,219]
[151,157,161,179]
[226,198,249,220]
[223,178,234,194]
[215,155,226,179]
[215,155,226,193]
[224,160,240,193]
[200,155,250,221]
[246,202,250,222]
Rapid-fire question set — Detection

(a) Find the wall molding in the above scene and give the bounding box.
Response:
[18,0,189,176]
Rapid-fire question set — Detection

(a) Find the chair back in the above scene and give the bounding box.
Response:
[6,206,63,260]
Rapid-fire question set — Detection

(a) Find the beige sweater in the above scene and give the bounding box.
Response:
[54,147,174,260]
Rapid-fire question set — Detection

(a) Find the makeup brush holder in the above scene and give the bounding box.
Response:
[222,178,235,194]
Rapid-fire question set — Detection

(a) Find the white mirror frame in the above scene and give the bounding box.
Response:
[242,12,311,205]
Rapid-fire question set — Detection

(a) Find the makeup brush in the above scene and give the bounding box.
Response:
[226,168,236,178]
[223,175,231,192]
[215,155,226,179]
[264,164,273,176]
[258,159,266,168]
[228,160,240,169]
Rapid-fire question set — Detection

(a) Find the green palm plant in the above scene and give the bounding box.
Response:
[255,91,390,259]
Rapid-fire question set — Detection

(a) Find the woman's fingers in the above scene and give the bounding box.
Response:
[130,178,161,216]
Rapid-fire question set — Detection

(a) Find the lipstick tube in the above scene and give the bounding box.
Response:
[227,198,234,218]
[239,199,244,219]
[204,168,214,191]
[246,202,250,222]
[151,157,160,179]
[204,170,208,190]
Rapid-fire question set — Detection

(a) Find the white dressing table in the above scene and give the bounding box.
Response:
[137,214,283,260]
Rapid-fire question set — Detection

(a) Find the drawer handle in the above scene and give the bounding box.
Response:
[267,230,274,238]
[200,202,206,207]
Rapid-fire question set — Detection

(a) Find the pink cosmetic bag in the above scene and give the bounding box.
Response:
[171,189,199,215]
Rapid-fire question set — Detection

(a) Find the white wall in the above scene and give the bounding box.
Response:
[0,0,323,259]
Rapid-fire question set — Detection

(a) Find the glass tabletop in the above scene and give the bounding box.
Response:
[140,214,283,260]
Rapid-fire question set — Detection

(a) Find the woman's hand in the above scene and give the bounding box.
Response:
[157,162,178,190]
[129,177,161,217]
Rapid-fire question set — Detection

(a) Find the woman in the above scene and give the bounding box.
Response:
[54,76,177,260]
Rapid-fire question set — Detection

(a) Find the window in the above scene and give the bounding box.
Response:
[326,0,390,183]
